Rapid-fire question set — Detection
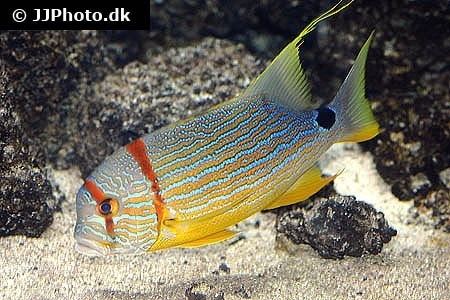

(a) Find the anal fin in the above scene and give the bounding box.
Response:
[176,229,237,249]
[265,166,341,210]
[165,192,252,225]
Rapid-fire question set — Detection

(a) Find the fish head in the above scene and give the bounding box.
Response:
[74,148,159,256]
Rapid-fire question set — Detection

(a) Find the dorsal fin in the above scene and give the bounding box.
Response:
[243,0,354,111]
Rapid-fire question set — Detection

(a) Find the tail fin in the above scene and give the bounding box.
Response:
[243,1,354,111]
[330,32,380,143]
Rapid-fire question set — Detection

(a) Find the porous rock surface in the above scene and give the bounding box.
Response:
[0,72,54,237]
[150,0,322,54]
[277,194,397,259]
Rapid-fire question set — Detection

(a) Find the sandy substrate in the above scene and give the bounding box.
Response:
[1,144,449,300]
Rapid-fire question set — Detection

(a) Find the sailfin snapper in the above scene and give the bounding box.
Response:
[74,0,380,256]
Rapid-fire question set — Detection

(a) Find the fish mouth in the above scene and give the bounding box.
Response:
[74,237,110,257]
[75,236,147,256]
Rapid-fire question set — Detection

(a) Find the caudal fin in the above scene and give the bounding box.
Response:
[330,32,380,143]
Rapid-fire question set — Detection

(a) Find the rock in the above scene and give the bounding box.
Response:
[409,172,432,196]
[276,195,397,259]
[0,31,143,170]
[0,72,56,237]
[418,189,450,232]
[439,168,450,189]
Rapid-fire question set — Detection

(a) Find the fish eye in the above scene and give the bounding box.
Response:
[97,198,119,216]
[99,201,112,215]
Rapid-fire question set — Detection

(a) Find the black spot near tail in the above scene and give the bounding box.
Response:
[316,107,336,129]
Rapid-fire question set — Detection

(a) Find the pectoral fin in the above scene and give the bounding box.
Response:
[176,229,237,248]
[265,166,341,210]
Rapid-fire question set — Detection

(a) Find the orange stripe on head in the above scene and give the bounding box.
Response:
[83,179,115,236]
[84,179,105,204]
[126,138,165,230]
[126,138,158,185]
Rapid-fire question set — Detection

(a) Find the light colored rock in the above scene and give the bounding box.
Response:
[410,172,431,194]
[439,168,450,189]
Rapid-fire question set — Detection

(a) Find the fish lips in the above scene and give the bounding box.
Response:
[74,235,150,256]
[74,237,110,257]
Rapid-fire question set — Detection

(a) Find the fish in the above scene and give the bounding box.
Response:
[74,1,380,256]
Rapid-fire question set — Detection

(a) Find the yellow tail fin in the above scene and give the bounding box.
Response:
[330,32,380,143]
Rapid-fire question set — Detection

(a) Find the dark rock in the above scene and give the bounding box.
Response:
[0,31,135,170]
[0,72,56,237]
[218,263,230,274]
[276,195,397,259]
[185,282,225,300]
[417,189,450,232]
